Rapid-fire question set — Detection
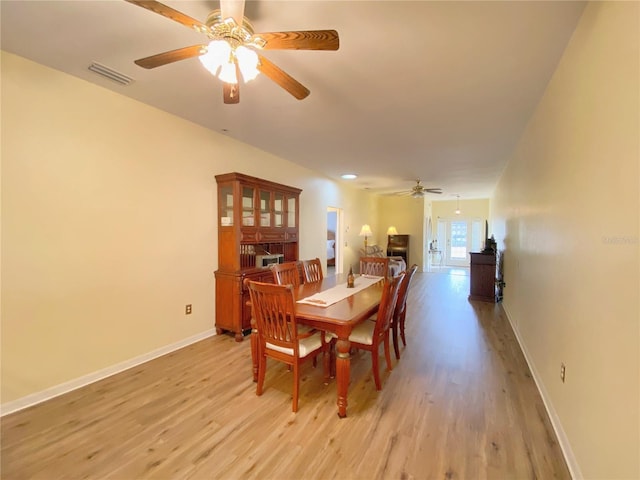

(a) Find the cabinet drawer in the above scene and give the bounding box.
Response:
[470,253,496,265]
[259,230,286,242]
[242,270,275,292]
[241,229,260,242]
[285,231,298,242]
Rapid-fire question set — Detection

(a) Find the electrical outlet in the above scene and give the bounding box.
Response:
[185,304,192,315]
[560,363,566,383]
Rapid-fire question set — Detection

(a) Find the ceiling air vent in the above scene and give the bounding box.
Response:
[88,62,134,86]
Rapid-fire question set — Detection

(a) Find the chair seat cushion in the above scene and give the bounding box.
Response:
[298,324,316,335]
[266,331,323,357]
[348,320,376,345]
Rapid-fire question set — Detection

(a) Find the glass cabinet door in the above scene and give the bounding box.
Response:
[241,186,255,226]
[287,196,297,228]
[219,185,234,226]
[259,190,271,227]
[274,192,284,227]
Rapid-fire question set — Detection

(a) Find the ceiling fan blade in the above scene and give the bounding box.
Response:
[220,0,245,26]
[425,189,443,194]
[257,55,310,100]
[124,0,210,34]
[134,45,205,69]
[255,30,340,51]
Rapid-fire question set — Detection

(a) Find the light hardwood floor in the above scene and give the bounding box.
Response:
[1,271,570,479]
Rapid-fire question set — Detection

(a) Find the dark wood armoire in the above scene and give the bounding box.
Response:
[469,252,497,303]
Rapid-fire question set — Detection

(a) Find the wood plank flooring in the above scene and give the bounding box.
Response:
[1,270,570,479]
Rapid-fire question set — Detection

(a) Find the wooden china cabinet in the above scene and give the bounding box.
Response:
[214,172,301,341]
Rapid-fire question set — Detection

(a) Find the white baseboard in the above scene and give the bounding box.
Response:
[0,329,216,417]
[501,304,582,480]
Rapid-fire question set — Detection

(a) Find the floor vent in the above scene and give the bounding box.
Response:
[88,62,134,86]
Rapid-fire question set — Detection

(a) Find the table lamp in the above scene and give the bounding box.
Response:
[359,224,373,252]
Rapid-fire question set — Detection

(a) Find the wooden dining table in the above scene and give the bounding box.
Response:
[250,273,385,418]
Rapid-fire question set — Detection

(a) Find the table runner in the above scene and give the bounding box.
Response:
[297,275,383,307]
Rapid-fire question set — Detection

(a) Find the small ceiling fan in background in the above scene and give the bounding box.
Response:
[125,0,339,104]
[395,180,443,198]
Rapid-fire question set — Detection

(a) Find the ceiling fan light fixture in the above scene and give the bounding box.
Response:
[411,191,423,198]
[199,40,231,75]
[222,16,238,28]
[235,45,260,82]
[218,60,238,84]
[126,0,339,103]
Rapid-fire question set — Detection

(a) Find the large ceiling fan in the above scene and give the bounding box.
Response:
[395,180,443,198]
[125,0,339,104]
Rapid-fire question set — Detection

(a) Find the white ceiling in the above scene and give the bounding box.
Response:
[0,0,586,199]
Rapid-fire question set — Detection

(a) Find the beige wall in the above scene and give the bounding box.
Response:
[376,196,425,269]
[432,198,490,226]
[0,52,375,406]
[491,2,639,479]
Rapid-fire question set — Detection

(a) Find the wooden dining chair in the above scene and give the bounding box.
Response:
[392,264,419,359]
[332,272,404,391]
[272,260,317,355]
[359,257,390,278]
[271,261,301,288]
[302,258,324,284]
[246,280,330,412]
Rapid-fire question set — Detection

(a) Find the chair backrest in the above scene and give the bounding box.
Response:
[246,280,300,356]
[373,272,404,337]
[394,264,419,320]
[271,261,301,288]
[302,258,324,283]
[360,257,389,277]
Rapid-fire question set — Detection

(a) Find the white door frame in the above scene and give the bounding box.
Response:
[424,216,433,271]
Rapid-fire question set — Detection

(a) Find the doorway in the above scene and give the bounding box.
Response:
[437,218,483,267]
[327,207,342,275]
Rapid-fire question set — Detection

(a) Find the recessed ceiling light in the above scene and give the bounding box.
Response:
[341,174,357,180]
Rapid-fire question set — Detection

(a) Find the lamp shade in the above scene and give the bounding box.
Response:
[235,45,259,82]
[199,40,231,76]
[218,61,238,84]
[386,226,398,235]
[359,224,373,237]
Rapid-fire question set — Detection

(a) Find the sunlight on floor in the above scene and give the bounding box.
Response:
[427,266,470,276]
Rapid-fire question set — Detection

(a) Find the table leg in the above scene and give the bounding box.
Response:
[335,337,351,418]
[251,318,259,382]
